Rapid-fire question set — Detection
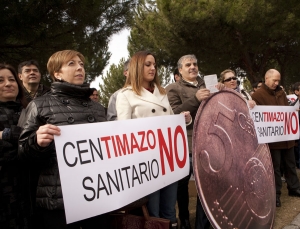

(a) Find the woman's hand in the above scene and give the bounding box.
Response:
[215,82,225,91]
[247,100,256,109]
[36,124,61,147]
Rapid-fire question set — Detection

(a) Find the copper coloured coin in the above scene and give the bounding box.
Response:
[193,89,275,229]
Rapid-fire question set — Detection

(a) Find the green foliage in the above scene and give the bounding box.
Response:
[242,78,252,93]
[0,0,136,84]
[129,0,300,86]
[99,58,127,107]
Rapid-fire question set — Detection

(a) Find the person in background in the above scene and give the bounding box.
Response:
[116,51,191,229]
[250,81,262,95]
[106,59,130,121]
[252,81,263,92]
[18,60,49,106]
[174,68,181,82]
[220,69,256,109]
[89,88,99,102]
[252,69,300,208]
[18,60,50,229]
[18,50,108,229]
[291,82,300,168]
[0,63,28,229]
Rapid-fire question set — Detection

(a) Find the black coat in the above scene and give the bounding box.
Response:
[18,82,106,211]
[0,101,29,228]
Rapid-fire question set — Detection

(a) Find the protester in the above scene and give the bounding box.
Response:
[166,54,224,229]
[116,51,191,229]
[252,69,300,208]
[0,63,28,229]
[173,68,181,82]
[291,82,300,168]
[107,59,129,121]
[89,88,99,102]
[219,69,256,109]
[18,50,108,228]
[18,60,49,107]
[252,81,262,92]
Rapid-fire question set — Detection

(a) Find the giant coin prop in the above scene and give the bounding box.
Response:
[193,89,275,229]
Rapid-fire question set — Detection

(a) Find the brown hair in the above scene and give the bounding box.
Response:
[0,63,27,108]
[47,50,85,82]
[124,51,165,95]
[220,69,235,82]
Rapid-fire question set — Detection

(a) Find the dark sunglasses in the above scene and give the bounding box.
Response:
[223,77,237,82]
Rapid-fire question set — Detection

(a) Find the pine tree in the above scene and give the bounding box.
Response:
[0,0,137,83]
[129,0,300,86]
[99,58,127,107]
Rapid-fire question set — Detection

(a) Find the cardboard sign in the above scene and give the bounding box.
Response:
[54,115,189,223]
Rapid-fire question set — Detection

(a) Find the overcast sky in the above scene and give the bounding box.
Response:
[90,28,130,89]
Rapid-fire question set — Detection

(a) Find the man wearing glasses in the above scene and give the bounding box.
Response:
[252,69,300,208]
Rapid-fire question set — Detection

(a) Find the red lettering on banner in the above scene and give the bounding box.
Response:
[158,128,174,175]
[115,134,130,156]
[291,112,299,134]
[111,136,118,157]
[262,112,266,121]
[147,130,156,149]
[138,131,148,151]
[100,136,112,159]
[284,112,299,135]
[174,126,187,168]
[130,133,140,154]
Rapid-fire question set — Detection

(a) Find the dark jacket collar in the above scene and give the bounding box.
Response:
[51,81,93,98]
[0,101,22,112]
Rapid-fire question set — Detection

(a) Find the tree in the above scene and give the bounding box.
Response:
[128,0,300,86]
[0,0,137,83]
[99,58,127,107]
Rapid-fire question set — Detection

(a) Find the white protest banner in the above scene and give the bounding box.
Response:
[250,101,299,143]
[54,115,189,224]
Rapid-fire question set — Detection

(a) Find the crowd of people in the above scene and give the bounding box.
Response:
[1,49,300,229]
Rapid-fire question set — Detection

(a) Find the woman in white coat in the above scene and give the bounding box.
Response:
[116,51,191,229]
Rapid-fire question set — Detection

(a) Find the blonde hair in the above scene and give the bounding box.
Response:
[47,50,85,81]
[220,69,235,82]
[124,51,165,95]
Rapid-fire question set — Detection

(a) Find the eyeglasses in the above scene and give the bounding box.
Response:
[223,77,237,82]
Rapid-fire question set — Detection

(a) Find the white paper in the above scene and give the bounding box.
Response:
[204,74,218,93]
